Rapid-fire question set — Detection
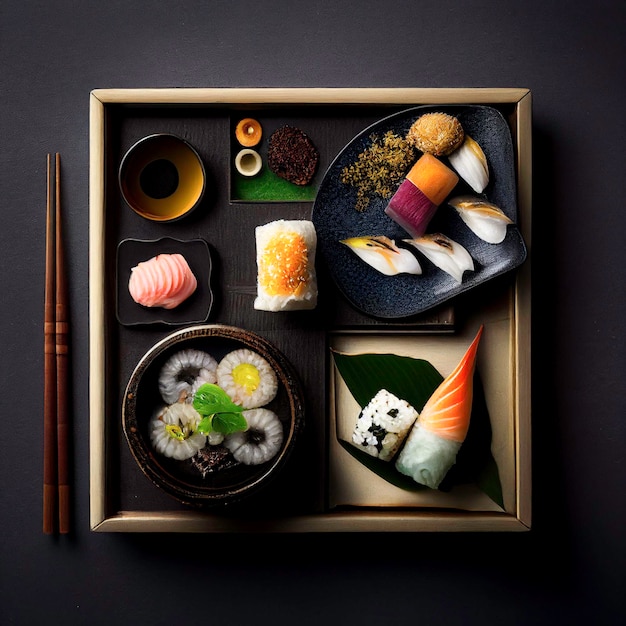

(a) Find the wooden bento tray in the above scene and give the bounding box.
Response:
[89,88,532,532]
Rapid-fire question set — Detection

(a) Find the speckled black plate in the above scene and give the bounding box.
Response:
[116,237,213,327]
[312,105,527,319]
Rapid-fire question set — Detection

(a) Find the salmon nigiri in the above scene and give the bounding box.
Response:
[395,325,483,489]
[128,253,197,310]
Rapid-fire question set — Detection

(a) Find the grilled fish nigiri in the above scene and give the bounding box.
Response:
[404,233,474,284]
[395,325,483,489]
[448,195,513,244]
[341,236,422,276]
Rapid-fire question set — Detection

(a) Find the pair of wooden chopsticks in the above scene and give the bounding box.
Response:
[43,153,70,534]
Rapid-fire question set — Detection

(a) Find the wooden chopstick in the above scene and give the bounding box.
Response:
[43,154,57,534]
[55,153,70,534]
[43,153,70,535]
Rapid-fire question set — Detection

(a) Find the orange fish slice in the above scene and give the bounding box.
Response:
[418,325,483,443]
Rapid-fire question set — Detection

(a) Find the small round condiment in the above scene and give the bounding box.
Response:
[235,118,262,147]
[119,134,206,222]
[234,148,262,177]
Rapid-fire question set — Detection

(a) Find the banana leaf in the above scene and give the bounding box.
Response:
[331,350,503,508]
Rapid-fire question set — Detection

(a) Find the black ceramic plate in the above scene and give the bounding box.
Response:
[312,105,527,319]
[122,324,305,508]
[116,237,213,326]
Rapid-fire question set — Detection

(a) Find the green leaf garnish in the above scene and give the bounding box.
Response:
[331,350,504,508]
[212,412,248,435]
[192,383,247,435]
[331,350,442,412]
[193,383,243,416]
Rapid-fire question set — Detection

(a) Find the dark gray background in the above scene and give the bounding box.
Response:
[1,1,624,624]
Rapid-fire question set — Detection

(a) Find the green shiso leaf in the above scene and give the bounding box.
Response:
[212,412,249,435]
[331,350,442,411]
[332,350,504,508]
[193,383,247,436]
[193,383,243,417]
[197,416,213,434]
[196,410,248,435]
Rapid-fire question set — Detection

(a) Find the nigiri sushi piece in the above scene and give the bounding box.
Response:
[403,233,474,284]
[340,236,422,276]
[448,135,489,193]
[254,219,318,311]
[449,195,514,244]
[385,153,459,238]
[128,253,197,309]
[395,326,483,489]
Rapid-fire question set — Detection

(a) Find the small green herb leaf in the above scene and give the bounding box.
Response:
[212,412,248,435]
[193,383,247,436]
[193,383,243,417]
[197,415,214,435]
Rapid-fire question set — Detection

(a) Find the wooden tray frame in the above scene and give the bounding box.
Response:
[89,87,532,532]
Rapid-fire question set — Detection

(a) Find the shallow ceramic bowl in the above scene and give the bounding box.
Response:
[122,324,305,508]
[119,133,206,222]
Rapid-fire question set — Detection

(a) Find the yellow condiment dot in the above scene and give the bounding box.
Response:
[259,233,308,297]
[165,424,186,441]
[232,363,261,395]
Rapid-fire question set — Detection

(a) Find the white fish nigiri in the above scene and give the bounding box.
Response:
[340,236,422,276]
[448,135,489,193]
[448,195,514,244]
[404,233,474,283]
[395,326,483,489]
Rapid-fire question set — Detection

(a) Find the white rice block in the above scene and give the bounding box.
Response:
[254,219,318,312]
[351,389,418,461]
[394,424,462,489]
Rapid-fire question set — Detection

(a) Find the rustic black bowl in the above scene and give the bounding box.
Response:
[122,324,305,508]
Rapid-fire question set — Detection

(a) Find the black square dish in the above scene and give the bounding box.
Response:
[116,237,213,326]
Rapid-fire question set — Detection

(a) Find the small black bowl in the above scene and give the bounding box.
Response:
[119,133,206,222]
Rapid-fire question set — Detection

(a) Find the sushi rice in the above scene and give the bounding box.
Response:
[394,424,462,489]
[351,389,419,461]
[254,219,318,312]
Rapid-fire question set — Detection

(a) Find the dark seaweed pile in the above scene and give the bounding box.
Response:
[267,125,319,186]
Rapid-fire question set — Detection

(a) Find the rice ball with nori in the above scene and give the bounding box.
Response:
[216,348,278,409]
[351,389,419,461]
